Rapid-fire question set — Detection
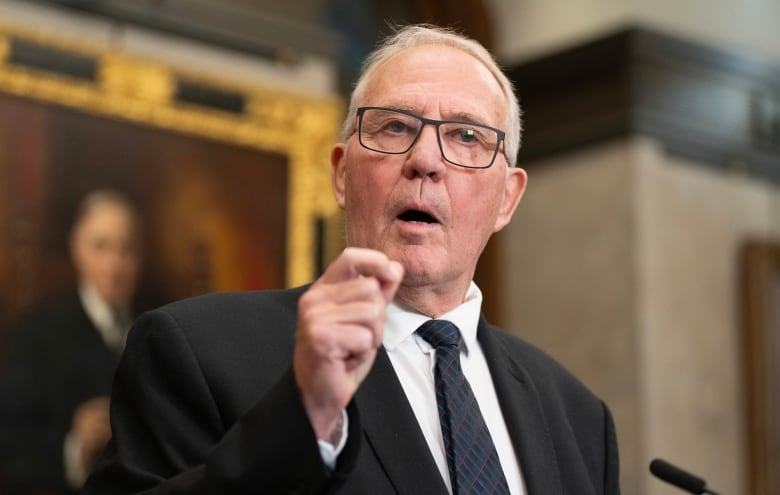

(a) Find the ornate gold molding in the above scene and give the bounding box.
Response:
[0,23,342,287]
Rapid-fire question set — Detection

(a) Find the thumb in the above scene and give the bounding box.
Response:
[379,260,404,303]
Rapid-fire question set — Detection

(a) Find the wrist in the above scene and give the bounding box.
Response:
[326,411,345,447]
[305,401,343,442]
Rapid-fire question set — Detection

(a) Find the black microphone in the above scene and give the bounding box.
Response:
[649,458,721,494]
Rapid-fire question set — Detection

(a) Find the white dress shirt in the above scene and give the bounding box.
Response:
[79,283,131,354]
[383,282,526,495]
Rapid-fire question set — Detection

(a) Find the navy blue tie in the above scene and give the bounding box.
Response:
[417,319,510,495]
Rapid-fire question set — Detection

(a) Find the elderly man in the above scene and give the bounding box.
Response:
[84,25,620,494]
[0,190,143,494]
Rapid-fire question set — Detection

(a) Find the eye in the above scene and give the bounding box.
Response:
[445,125,487,146]
[456,127,478,144]
[383,119,411,134]
[361,110,418,136]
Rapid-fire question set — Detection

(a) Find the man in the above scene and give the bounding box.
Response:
[84,25,620,494]
[0,190,143,494]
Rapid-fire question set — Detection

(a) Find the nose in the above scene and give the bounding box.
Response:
[402,124,446,180]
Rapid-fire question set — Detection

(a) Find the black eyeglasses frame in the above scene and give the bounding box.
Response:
[356,106,507,169]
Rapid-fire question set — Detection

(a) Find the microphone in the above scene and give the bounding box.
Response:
[649,459,721,494]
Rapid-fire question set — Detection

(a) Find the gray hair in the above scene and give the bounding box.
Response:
[339,24,522,167]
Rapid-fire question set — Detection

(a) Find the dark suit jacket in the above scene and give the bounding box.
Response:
[0,292,122,494]
[84,287,620,494]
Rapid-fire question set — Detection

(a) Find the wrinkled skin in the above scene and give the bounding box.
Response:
[295,44,527,441]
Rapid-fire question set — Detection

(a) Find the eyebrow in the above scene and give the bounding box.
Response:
[447,111,491,125]
[380,105,494,127]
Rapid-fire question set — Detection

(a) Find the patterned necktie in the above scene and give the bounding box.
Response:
[416,319,510,495]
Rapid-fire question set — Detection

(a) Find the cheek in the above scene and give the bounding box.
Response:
[344,175,370,219]
[343,165,401,248]
[78,249,104,274]
[454,209,494,252]
[452,180,503,235]
[344,161,394,212]
[343,172,379,238]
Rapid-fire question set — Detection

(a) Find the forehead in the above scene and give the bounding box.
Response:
[361,44,507,126]
[77,203,134,235]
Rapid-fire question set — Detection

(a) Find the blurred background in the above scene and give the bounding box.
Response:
[0,1,778,494]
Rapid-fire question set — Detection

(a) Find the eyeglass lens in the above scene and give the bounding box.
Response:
[358,107,501,168]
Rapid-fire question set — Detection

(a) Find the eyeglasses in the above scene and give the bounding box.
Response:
[356,106,506,169]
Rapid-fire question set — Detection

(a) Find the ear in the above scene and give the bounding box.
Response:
[331,143,347,210]
[493,166,528,232]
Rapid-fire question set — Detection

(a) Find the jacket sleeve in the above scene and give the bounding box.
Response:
[82,308,360,494]
[602,401,621,495]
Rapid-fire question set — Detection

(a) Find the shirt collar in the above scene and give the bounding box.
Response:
[78,283,132,337]
[79,283,116,332]
[384,282,483,355]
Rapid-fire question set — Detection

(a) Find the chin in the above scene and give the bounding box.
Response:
[101,291,131,307]
[397,259,437,286]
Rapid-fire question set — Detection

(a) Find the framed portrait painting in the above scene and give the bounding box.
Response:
[741,240,780,495]
[0,23,342,338]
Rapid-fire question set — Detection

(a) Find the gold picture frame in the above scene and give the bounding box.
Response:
[0,22,342,323]
[741,240,780,495]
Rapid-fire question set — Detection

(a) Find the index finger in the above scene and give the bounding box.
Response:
[318,247,404,301]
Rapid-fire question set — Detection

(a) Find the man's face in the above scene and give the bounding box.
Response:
[71,203,141,308]
[332,44,526,309]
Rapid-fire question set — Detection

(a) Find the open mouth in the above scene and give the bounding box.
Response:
[398,209,438,224]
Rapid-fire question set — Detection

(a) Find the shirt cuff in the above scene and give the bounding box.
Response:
[316,410,349,470]
[63,430,88,489]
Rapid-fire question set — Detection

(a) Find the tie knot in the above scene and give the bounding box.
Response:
[416,319,461,349]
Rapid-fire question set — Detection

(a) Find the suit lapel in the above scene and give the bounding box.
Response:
[355,348,449,495]
[478,319,563,495]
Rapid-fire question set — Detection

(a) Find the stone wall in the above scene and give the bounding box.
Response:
[502,136,780,494]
